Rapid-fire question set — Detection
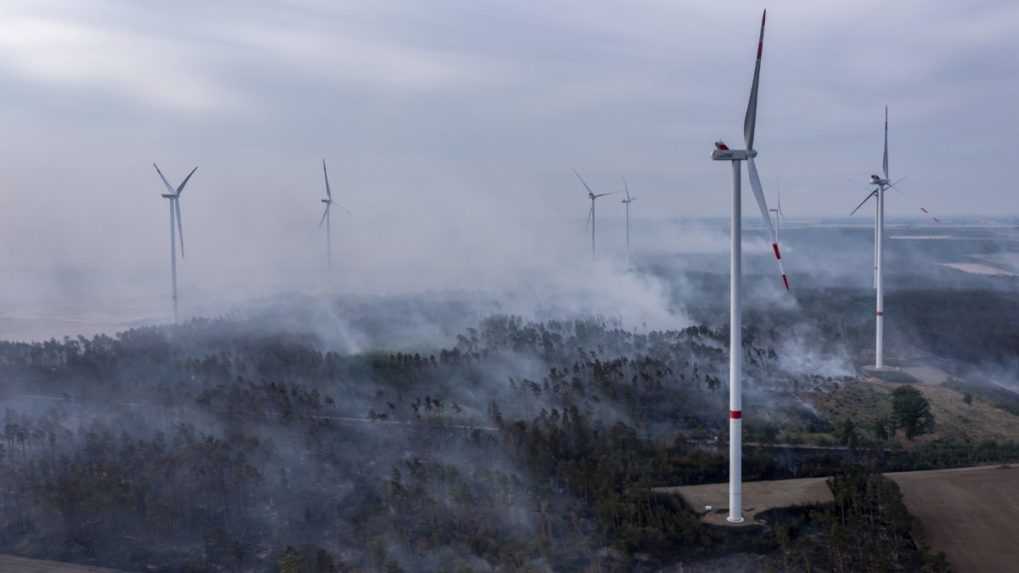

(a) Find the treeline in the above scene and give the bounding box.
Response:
[0,315,1013,571]
[765,465,951,572]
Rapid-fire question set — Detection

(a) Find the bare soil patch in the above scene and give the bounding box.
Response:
[661,466,1019,573]
[655,476,832,526]
[888,465,1019,573]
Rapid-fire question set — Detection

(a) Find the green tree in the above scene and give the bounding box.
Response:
[892,386,935,439]
[873,417,890,441]
[837,418,860,449]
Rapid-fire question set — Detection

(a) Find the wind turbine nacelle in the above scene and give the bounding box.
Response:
[711,148,755,161]
[321,198,332,204]
[161,194,176,199]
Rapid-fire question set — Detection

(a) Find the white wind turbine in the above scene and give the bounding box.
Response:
[153,163,198,322]
[573,169,615,260]
[849,106,905,369]
[621,177,636,266]
[318,159,349,271]
[710,9,788,524]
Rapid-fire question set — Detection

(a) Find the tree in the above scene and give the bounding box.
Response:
[278,546,303,573]
[892,386,935,439]
[873,417,890,441]
[837,418,859,449]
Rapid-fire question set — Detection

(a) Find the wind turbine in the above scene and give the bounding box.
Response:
[849,106,904,369]
[153,163,198,322]
[318,159,350,271]
[710,9,788,524]
[621,177,636,266]
[573,169,614,260]
[319,159,335,269]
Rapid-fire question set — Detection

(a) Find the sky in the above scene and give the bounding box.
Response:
[0,0,1016,328]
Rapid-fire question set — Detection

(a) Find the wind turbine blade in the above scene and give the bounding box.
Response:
[743,10,766,150]
[746,158,776,242]
[174,199,184,258]
[153,163,175,194]
[572,169,595,196]
[885,176,907,191]
[747,157,789,290]
[176,166,198,196]
[920,207,940,223]
[319,204,330,228]
[882,106,889,181]
[622,176,630,201]
[322,159,332,199]
[586,205,593,229]
[850,189,878,216]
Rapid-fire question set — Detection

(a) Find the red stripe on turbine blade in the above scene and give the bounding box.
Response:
[772,243,782,260]
[782,274,790,290]
[730,410,742,420]
[876,311,883,316]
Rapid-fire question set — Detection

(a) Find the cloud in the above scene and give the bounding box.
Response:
[0,13,248,113]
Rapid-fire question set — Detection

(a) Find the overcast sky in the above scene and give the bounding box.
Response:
[0,0,1016,281]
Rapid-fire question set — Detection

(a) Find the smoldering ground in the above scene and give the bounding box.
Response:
[1,217,1018,570]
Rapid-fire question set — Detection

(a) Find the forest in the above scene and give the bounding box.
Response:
[0,311,1014,571]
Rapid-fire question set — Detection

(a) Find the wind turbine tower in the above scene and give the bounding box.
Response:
[710,9,788,524]
[849,106,900,369]
[153,163,198,322]
[573,169,615,260]
[621,177,636,266]
[319,160,335,270]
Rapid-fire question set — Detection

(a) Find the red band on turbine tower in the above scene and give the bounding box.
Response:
[730,410,742,420]
[876,311,883,316]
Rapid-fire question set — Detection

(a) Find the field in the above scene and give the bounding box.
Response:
[663,465,1019,573]
[888,465,1019,573]
[0,555,124,573]
[655,477,832,526]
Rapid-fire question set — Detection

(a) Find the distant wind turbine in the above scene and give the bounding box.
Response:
[710,9,788,524]
[573,169,615,260]
[318,159,349,271]
[849,108,940,368]
[620,178,637,266]
[849,106,905,369]
[153,163,198,322]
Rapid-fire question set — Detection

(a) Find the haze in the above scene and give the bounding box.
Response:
[0,0,1017,337]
